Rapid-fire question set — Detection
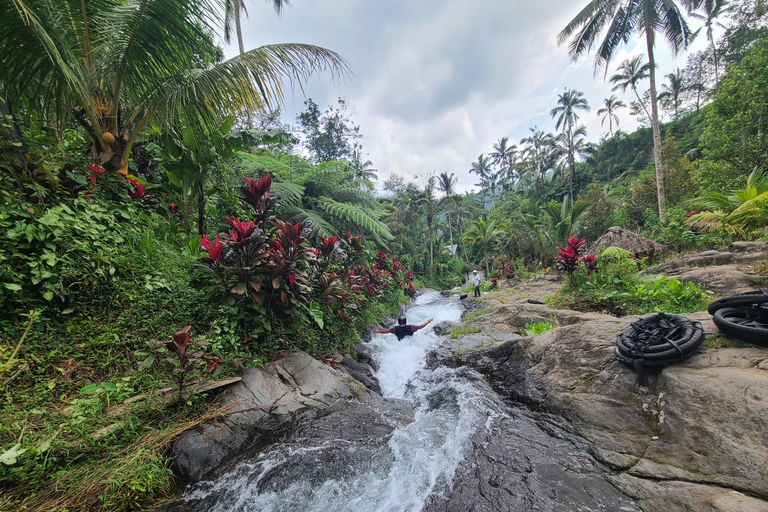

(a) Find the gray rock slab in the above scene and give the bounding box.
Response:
[676,265,758,296]
[173,351,364,483]
[445,314,768,510]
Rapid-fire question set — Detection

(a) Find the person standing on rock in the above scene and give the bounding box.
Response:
[372,317,434,340]
[472,269,482,297]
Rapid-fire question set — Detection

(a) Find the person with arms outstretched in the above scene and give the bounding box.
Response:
[372,317,434,340]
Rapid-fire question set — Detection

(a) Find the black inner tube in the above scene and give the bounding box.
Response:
[707,288,768,315]
[712,306,768,347]
[615,313,704,387]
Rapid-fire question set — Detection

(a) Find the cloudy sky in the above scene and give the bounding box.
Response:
[227,0,713,194]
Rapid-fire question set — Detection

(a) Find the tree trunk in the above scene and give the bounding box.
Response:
[632,86,652,125]
[646,27,666,220]
[710,32,719,86]
[197,180,206,237]
[447,211,453,247]
[483,240,490,276]
[427,216,434,267]
[568,142,575,200]
[235,3,245,55]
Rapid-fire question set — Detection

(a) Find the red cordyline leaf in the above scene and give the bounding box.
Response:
[242,174,272,205]
[200,235,223,261]
[320,236,337,256]
[224,217,256,243]
[172,326,193,351]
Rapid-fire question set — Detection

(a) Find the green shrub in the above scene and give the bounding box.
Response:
[552,250,709,315]
[521,320,557,337]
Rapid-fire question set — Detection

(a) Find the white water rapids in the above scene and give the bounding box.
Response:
[164,289,643,512]
[172,290,505,512]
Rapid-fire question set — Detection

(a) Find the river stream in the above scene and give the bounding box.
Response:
[164,290,639,512]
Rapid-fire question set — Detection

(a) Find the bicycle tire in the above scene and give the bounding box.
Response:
[707,289,768,315]
[712,307,768,347]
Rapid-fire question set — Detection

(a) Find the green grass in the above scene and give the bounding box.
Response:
[703,335,753,349]
[463,307,491,322]
[450,325,482,339]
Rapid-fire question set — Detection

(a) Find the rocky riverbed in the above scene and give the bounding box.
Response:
[165,244,768,512]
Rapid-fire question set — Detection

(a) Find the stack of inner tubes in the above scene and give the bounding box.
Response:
[707,289,768,347]
[615,312,705,386]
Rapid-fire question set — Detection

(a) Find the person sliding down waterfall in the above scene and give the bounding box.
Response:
[472,269,482,297]
[372,317,434,340]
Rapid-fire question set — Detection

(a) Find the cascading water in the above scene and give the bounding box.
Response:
[164,290,640,512]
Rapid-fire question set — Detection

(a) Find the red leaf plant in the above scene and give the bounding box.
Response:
[583,254,598,274]
[240,174,276,226]
[555,237,587,280]
[153,326,223,403]
[127,178,145,200]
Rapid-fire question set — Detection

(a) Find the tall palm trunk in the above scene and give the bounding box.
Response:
[427,215,434,266]
[447,211,453,247]
[483,240,490,276]
[235,3,245,55]
[569,149,575,200]
[645,26,666,219]
[632,84,652,122]
[197,180,206,236]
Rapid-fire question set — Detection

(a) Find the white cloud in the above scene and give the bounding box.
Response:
[231,0,715,194]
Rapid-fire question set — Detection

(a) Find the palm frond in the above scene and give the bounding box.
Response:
[317,197,394,242]
[685,192,733,211]
[131,43,349,142]
[271,182,304,208]
[280,205,336,239]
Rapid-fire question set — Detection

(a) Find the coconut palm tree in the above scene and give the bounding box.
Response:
[461,219,503,276]
[691,0,730,86]
[1,0,348,176]
[658,68,687,120]
[597,95,626,135]
[469,153,494,205]
[347,144,378,189]
[685,169,768,235]
[555,126,592,198]
[226,0,290,55]
[521,127,558,197]
[551,89,590,137]
[490,136,519,189]
[415,174,441,266]
[559,0,700,220]
[610,55,652,121]
[436,172,458,247]
[550,89,590,199]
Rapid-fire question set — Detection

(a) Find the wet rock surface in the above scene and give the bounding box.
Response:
[444,307,768,511]
[422,370,640,512]
[162,396,415,512]
[172,352,367,482]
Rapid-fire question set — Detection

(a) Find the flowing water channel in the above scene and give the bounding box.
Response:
[165,290,639,512]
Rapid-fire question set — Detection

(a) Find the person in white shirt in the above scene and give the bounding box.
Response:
[472,269,481,297]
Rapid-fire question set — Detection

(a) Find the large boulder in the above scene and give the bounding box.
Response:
[173,352,367,482]
[590,226,665,258]
[676,265,758,296]
[445,312,768,511]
